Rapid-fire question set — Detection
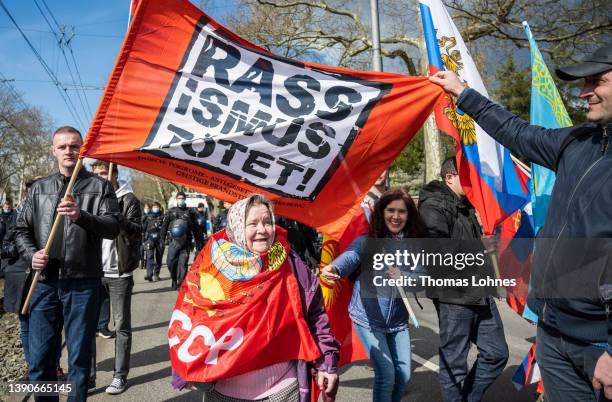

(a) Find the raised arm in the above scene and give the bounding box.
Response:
[430,71,575,170]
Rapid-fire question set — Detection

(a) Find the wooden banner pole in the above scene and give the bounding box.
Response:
[21,158,84,315]
[107,162,114,181]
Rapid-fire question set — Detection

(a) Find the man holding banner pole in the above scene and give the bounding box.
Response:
[14,126,121,401]
[430,44,612,401]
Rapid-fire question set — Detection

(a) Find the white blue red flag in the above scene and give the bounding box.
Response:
[511,343,542,392]
[419,0,529,234]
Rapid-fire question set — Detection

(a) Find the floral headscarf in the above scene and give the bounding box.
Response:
[211,195,277,281]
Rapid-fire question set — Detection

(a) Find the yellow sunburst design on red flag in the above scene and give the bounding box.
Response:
[319,236,343,306]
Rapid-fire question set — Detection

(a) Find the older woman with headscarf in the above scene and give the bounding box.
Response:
[169,194,339,402]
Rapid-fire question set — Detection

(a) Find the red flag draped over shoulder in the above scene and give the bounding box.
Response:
[168,228,320,382]
[80,0,444,239]
[319,209,370,366]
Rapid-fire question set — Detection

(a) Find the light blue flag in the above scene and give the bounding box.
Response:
[522,22,573,322]
[523,22,573,234]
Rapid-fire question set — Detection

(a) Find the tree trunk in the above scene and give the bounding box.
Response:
[423,115,443,182]
[154,177,168,209]
[17,172,24,204]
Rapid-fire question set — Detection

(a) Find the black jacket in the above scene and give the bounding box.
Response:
[3,256,30,313]
[214,210,228,232]
[458,88,612,346]
[1,210,17,263]
[116,192,142,275]
[160,206,197,249]
[15,170,120,280]
[418,180,495,305]
[2,209,28,314]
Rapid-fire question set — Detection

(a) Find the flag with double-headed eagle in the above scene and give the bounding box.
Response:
[418,0,529,234]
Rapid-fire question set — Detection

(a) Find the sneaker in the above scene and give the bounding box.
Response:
[105,377,127,395]
[97,328,115,339]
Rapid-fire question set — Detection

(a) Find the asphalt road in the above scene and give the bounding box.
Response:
[65,261,540,402]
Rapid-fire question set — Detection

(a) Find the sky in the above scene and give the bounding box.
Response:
[0,0,238,134]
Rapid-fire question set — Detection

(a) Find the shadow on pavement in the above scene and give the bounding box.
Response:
[132,285,174,296]
[485,364,539,402]
[132,320,170,333]
[98,344,170,371]
[164,389,203,401]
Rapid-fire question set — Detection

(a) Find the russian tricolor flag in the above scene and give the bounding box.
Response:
[419,0,529,234]
[512,343,543,392]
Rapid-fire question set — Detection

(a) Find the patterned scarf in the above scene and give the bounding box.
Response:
[212,196,279,281]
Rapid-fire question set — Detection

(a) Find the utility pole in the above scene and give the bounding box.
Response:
[370,0,383,72]
[415,2,443,183]
[369,0,391,188]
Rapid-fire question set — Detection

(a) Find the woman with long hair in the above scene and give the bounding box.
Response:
[321,188,425,402]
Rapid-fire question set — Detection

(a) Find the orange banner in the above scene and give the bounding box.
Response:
[81,0,444,238]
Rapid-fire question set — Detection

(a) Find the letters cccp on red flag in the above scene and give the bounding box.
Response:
[81,0,444,238]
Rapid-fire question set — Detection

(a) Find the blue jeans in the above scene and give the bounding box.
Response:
[21,314,64,373]
[354,323,412,402]
[537,323,610,402]
[28,277,100,401]
[434,299,509,402]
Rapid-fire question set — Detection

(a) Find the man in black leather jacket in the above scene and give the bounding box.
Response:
[431,43,612,401]
[419,157,508,402]
[14,126,120,401]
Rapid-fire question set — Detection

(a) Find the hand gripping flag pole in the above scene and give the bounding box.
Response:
[21,158,84,315]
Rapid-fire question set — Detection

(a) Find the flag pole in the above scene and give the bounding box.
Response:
[397,286,420,328]
[369,0,382,72]
[105,1,137,184]
[21,158,84,315]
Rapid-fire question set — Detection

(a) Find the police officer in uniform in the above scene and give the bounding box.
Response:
[160,192,197,289]
[143,202,164,282]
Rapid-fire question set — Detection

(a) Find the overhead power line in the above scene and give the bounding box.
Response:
[0,0,86,132]
[33,0,92,123]
[0,25,123,38]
